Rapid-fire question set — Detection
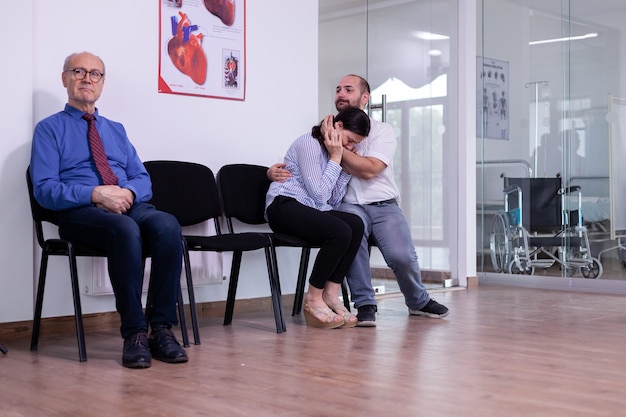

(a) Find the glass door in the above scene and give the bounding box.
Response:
[365,0,460,287]
[319,0,460,291]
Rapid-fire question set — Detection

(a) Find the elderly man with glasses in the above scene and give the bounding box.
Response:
[29,51,188,369]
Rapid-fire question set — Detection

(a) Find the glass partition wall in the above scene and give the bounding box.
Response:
[320,0,460,292]
[478,0,626,292]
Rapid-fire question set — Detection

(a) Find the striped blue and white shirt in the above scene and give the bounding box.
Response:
[265,133,351,215]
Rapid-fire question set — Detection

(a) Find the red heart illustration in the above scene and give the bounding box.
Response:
[167,12,207,85]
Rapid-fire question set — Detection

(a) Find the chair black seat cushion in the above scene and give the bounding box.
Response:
[185,233,272,252]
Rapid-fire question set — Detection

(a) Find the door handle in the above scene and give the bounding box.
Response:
[369,94,387,122]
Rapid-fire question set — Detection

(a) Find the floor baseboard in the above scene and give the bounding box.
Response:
[0,294,297,341]
[0,268,453,340]
[371,267,450,284]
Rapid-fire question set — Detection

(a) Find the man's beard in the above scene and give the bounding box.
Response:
[335,99,355,111]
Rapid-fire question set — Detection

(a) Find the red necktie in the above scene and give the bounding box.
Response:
[82,113,118,185]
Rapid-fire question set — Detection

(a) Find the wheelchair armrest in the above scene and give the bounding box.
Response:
[559,185,581,195]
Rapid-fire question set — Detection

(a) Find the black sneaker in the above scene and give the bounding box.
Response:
[409,299,449,319]
[356,305,377,327]
[122,330,151,369]
[148,325,188,364]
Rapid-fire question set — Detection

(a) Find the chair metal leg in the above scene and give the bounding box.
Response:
[292,247,311,316]
[32,247,87,362]
[223,251,242,326]
[291,248,350,314]
[177,288,190,348]
[266,246,286,333]
[224,249,285,333]
[341,280,351,311]
[0,343,7,355]
[67,247,88,362]
[182,241,200,345]
[30,252,49,352]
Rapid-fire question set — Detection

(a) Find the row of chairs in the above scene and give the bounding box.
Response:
[27,161,349,362]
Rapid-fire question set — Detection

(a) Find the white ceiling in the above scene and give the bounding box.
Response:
[318,0,626,90]
[319,0,626,25]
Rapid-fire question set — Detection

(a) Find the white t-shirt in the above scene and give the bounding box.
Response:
[343,118,401,205]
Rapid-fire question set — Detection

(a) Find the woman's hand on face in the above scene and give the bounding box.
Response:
[321,114,333,137]
[323,115,343,163]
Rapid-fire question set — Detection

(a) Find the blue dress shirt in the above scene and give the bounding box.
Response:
[29,104,152,211]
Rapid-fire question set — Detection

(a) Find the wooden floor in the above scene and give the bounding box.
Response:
[1,285,626,417]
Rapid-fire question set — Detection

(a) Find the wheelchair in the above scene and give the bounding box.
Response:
[489,176,602,278]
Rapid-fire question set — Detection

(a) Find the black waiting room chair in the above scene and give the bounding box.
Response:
[144,160,286,333]
[215,164,350,318]
[26,168,189,362]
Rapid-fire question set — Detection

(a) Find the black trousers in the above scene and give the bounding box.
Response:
[267,196,363,289]
[57,203,183,338]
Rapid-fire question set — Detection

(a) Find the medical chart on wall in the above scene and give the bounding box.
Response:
[477,57,509,140]
[158,0,245,101]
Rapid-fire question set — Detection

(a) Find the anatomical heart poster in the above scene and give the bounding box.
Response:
[158,0,245,100]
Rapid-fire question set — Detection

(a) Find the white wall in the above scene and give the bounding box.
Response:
[0,0,318,323]
[0,2,34,322]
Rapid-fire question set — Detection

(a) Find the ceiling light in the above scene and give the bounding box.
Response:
[529,32,598,45]
[414,31,449,41]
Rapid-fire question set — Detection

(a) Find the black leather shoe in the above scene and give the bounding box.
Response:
[122,330,151,369]
[148,325,188,364]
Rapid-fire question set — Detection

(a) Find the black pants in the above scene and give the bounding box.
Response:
[57,203,183,338]
[267,196,363,289]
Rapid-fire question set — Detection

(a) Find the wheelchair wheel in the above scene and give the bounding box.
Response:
[489,211,511,272]
[508,259,534,275]
[580,257,603,279]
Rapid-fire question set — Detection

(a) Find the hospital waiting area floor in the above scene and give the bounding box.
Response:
[2,284,626,416]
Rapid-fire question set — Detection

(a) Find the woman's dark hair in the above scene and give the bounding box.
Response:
[311,107,371,149]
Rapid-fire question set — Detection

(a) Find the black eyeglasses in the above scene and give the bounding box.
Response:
[64,68,104,82]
